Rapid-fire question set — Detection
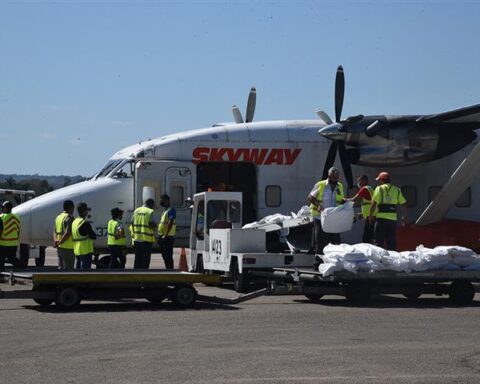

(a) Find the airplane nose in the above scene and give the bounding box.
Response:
[12,204,31,244]
[318,123,346,141]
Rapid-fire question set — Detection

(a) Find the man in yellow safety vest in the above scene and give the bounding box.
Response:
[369,172,408,251]
[0,201,21,275]
[53,200,75,270]
[346,175,375,244]
[72,202,97,270]
[157,194,176,270]
[107,207,127,268]
[132,198,156,269]
[307,167,345,254]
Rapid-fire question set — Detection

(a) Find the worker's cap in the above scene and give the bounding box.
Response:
[111,207,124,216]
[2,201,13,209]
[375,171,391,181]
[77,202,90,212]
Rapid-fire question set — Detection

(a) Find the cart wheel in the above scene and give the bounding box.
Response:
[232,260,249,293]
[146,289,168,304]
[403,291,422,301]
[171,285,197,308]
[55,287,81,309]
[345,284,371,305]
[449,281,475,305]
[304,294,324,302]
[33,287,54,307]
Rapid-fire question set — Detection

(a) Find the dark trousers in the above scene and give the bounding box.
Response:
[134,241,152,269]
[362,219,375,244]
[75,254,93,270]
[374,218,398,251]
[313,219,341,254]
[109,245,126,269]
[0,246,17,272]
[158,236,175,270]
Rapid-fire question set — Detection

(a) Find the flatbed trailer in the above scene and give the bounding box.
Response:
[263,268,480,305]
[0,270,267,310]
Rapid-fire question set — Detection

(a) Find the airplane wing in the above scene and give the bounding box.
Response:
[417,103,480,124]
[416,138,480,225]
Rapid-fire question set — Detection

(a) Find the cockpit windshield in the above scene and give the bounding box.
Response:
[112,160,135,178]
[95,160,122,178]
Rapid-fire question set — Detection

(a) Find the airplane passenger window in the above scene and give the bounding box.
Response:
[265,185,281,207]
[455,188,471,208]
[401,186,417,208]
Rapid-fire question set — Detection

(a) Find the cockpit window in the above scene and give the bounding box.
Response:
[112,160,135,178]
[95,160,122,178]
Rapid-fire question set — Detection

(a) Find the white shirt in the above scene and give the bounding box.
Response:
[309,181,339,213]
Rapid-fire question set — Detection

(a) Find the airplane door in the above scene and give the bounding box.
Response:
[135,161,169,208]
[165,166,193,243]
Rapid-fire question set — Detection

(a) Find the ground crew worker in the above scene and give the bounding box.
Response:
[72,202,97,270]
[369,172,407,251]
[157,194,176,270]
[132,198,156,269]
[307,167,345,254]
[347,175,375,244]
[0,201,21,276]
[107,207,127,268]
[53,200,75,270]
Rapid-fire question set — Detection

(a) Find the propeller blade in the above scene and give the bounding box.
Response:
[315,109,333,125]
[245,87,256,123]
[232,105,244,124]
[322,141,338,180]
[334,65,345,123]
[338,142,353,189]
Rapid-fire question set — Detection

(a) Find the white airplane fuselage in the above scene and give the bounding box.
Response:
[13,120,480,250]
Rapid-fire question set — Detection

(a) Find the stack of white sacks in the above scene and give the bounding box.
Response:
[319,243,480,277]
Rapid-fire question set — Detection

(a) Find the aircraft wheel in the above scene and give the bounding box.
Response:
[449,281,475,305]
[55,286,81,310]
[171,285,197,308]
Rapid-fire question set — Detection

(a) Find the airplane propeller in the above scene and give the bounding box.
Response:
[232,87,257,124]
[319,66,359,189]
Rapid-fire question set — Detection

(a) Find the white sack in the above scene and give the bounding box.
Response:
[320,201,354,233]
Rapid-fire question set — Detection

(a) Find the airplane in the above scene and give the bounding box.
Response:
[12,67,480,266]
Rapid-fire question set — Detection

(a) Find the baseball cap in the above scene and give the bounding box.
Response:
[375,171,391,181]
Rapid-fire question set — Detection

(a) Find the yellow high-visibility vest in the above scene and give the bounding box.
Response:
[158,208,176,237]
[72,218,94,256]
[0,213,20,247]
[372,183,407,221]
[132,206,155,243]
[107,219,126,246]
[310,180,345,217]
[54,212,74,250]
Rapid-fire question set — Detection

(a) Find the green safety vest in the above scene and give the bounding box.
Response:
[107,219,126,246]
[360,185,375,218]
[72,217,94,256]
[54,212,74,250]
[158,208,176,237]
[132,206,155,243]
[310,180,345,217]
[373,183,406,221]
[0,213,20,247]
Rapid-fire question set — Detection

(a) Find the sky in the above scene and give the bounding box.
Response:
[1,0,480,176]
